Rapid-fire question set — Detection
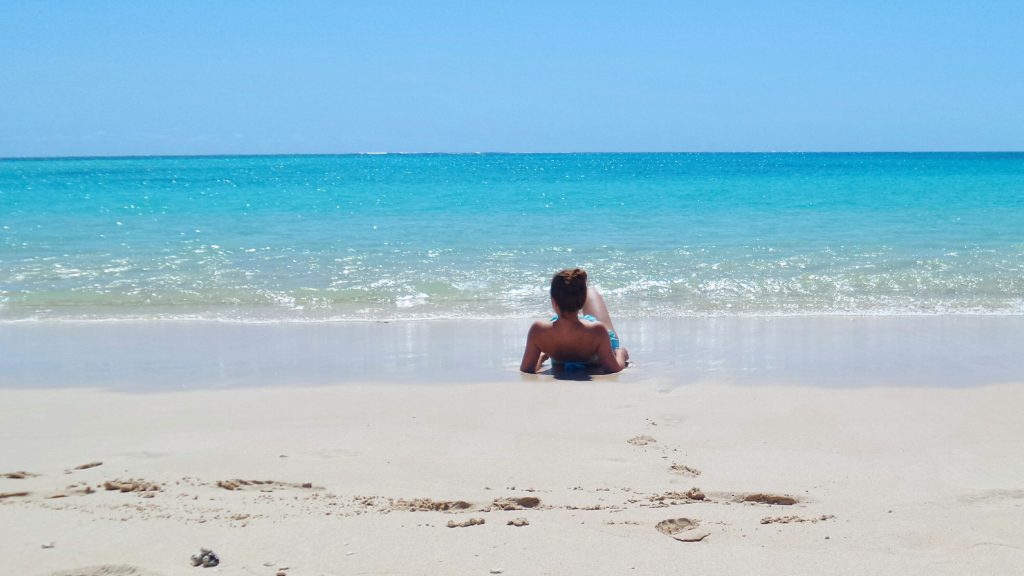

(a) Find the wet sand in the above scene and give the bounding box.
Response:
[2,316,1023,390]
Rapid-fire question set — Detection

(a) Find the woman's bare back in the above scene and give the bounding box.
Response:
[531,316,609,363]
[520,286,629,374]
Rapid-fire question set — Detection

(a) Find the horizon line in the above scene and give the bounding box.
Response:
[3,150,1023,161]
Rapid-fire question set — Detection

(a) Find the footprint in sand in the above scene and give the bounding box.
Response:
[72,462,103,471]
[957,489,1024,505]
[741,493,798,506]
[649,488,706,503]
[43,482,96,500]
[104,479,161,494]
[393,498,472,512]
[760,514,834,525]
[1,471,39,479]
[215,479,316,492]
[627,435,657,446]
[489,496,541,510]
[669,464,701,477]
[655,518,709,542]
[0,491,30,499]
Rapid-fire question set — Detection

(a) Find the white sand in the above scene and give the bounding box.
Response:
[2,379,1023,575]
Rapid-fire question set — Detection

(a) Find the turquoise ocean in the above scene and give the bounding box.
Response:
[1,153,1022,322]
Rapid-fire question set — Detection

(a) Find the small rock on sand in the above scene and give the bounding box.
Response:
[507,517,529,527]
[189,549,219,568]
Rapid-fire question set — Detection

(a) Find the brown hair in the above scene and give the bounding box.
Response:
[550,268,588,313]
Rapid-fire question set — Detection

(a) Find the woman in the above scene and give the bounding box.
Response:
[519,268,630,374]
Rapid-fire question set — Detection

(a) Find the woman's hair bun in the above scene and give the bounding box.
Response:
[551,268,588,313]
[556,267,587,285]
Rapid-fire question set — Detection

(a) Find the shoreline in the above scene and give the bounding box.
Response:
[2,315,1023,391]
[4,309,1019,323]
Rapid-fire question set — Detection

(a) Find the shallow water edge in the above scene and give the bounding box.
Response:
[1,316,1021,391]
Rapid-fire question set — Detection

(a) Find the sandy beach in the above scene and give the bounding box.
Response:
[2,319,1023,575]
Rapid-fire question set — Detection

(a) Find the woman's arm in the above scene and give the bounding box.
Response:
[519,322,544,373]
[596,332,628,374]
[615,347,629,370]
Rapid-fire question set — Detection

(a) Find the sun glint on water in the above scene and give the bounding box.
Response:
[1,153,1022,321]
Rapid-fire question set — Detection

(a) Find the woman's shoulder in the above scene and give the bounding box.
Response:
[528,318,555,332]
[581,319,610,335]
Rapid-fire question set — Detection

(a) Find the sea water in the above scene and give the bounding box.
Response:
[1,153,1022,322]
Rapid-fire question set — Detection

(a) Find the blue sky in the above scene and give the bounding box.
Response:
[1,1,1021,156]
